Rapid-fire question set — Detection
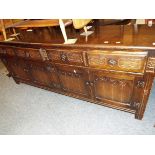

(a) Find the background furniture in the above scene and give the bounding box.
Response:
[0,19,23,40]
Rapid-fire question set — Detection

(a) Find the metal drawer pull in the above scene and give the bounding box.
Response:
[24,68,29,72]
[61,54,67,62]
[85,81,94,86]
[85,81,89,85]
[108,59,117,66]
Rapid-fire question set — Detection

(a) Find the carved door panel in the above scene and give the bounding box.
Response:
[90,70,137,106]
[56,65,91,98]
[7,58,31,81]
[29,61,60,89]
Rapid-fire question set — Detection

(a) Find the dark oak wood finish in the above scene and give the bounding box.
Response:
[0,22,155,120]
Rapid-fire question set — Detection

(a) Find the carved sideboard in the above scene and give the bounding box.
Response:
[0,24,155,119]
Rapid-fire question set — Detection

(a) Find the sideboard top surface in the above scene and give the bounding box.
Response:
[1,23,155,50]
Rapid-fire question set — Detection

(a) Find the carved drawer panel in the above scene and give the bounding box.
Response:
[47,49,84,66]
[47,49,61,63]
[14,48,26,58]
[14,47,42,60]
[0,47,6,55]
[6,48,15,56]
[0,46,15,56]
[87,50,148,73]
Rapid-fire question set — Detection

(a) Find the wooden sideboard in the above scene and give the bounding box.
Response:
[0,23,155,120]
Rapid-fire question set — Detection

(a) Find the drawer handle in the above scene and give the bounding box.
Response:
[85,81,89,85]
[61,54,67,62]
[46,66,55,72]
[108,59,117,66]
[85,81,94,86]
[24,68,29,72]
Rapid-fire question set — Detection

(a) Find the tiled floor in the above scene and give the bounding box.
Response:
[0,60,155,134]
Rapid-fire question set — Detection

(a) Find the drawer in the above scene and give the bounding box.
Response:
[0,46,15,56]
[86,50,148,73]
[14,47,42,61]
[47,49,85,66]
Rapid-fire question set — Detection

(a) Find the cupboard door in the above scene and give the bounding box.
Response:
[90,70,136,106]
[56,65,91,98]
[8,58,31,81]
[29,61,61,89]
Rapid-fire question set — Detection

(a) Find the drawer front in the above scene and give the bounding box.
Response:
[0,46,15,56]
[47,49,85,66]
[86,50,148,73]
[14,47,42,60]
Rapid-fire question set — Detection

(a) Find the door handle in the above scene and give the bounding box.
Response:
[23,68,29,72]
[61,53,67,62]
[85,81,94,86]
[108,59,117,66]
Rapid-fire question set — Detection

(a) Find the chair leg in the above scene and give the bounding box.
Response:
[59,19,68,43]
[0,19,7,40]
[59,19,77,44]
[2,29,7,40]
[12,28,17,35]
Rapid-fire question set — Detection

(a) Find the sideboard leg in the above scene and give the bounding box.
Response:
[135,112,143,120]
[14,78,20,84]
[15,80,20,84]
[7,73,11,77]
